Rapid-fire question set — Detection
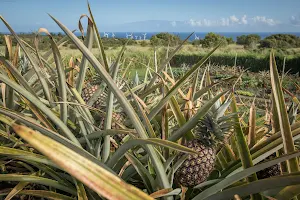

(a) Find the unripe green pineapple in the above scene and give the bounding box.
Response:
[175,113,230,187]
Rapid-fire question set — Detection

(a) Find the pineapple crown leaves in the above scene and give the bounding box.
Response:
[194,98,234,147]
[194,113,225,147]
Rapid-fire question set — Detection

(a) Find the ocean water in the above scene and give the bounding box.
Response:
[3,31,300,41]
[75,32,300,41]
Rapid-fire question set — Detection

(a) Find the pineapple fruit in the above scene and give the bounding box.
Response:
[256,154,281,179]
[175,111,232,187]
[81,85,108,111]
[82,85,127,140]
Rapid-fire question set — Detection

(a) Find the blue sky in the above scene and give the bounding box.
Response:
[1,0,300,32]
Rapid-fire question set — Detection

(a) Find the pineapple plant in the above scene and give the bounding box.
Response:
[175,98,233,187]
[175,115,222,187]
[81,84,127,140]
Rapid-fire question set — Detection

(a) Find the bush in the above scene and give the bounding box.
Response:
[259,39,277,48]
[260,34,300,49]
[170,54,300,74]
[92,38,137,48]
[237,34,261,48]
[0,33,67,49]
[150,32,181,46]
[192,39,202,46]
[140,40,148,47]
[226,37,235,45]
[237,35,247,45]
[202,32,228,48]
[69,43,78,49]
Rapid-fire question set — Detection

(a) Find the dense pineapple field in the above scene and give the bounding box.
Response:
[0,3,300,200]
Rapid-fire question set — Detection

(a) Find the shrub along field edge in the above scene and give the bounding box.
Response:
[170,54,300,73]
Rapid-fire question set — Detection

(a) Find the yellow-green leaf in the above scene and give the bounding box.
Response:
[12,124,153,200]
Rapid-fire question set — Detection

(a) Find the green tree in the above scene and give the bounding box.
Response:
[260,34,300,48]
[237,34,261,48]
[150,32,181,46]
[259,39,277,48]
[192,39,202,46]
[140,40,148,47]
[236,35,247,45]
[202,32,228,48]
[226,37,235,44]
[150,36,162,46]
[245,34,261,47]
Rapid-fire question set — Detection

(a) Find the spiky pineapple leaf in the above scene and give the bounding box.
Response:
[4,181,30,200]
[0,58,37,97]
[0,74,80,145]
[126,153,156,193]
[275,185,300,200]
[43,30,76,61]
[49,14,171,189]
[149,188,181,198]
[87,1,109,71]
[76,15,94,94]
[0,174,76,195]
[148,43,221,120]
[0,16,52,103]
[193,151,300,200]
[168,90,228,142]
[107,138,199,168]
[0,107,115,173]
[38,28,68,124]
[102,44,126,162]
[145,32,194,90]
[12,124,153,200]
[0,190,75,200]
[222,126,300,178]
[77,129,135,144]
[270,51,299,173]
[200,174,300,200]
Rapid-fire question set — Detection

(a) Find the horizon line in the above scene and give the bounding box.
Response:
[1,31,300,33]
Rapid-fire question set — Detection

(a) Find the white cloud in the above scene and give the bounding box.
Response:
[187,18,225,27]
[290,15,300,26]
[229,15,247,25]
[252,16,279,26]
[241,15,248,25]
[203,19,211,26]
[187,19,203,27]
[187,19,195,26]
[171,21,177,27]
[185,15,279,27]
[230,15,239,23]
[187,15,242,27]
[220,18,230,26]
